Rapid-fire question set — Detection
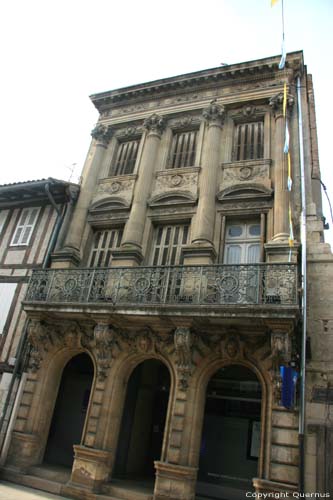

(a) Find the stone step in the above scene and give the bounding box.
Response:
[101,481,154,500]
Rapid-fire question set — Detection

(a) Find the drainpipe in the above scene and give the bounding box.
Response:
[42,180,66,268]
[297,75,307,493]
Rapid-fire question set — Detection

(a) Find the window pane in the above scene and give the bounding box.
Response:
[247,244,260,263]
[225,245,241,264]
[228,226,242,238]
[249,224,261,237]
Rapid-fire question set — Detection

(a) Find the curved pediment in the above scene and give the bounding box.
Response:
[148,190,197,208]
[217,183,272,202]
[89,196,130,213]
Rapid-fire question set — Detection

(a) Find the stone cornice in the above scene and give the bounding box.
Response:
[90,52,304,112]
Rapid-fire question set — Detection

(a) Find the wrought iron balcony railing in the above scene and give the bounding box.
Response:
[25,264,298,307]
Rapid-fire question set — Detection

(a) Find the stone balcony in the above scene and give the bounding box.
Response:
[23,264,299,325]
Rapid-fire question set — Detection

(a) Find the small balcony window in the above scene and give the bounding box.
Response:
[233,121,264,161]
[169,130,198,169]
[110,139,140,176]
[88,228,123,267]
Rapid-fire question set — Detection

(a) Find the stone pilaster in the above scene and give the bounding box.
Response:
[185,101,224,264]
[58,124,112,266]
[113,113,165,266]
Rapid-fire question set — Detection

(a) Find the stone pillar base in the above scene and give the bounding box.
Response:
[253,478,298,494]
[6,431,41,469]
[181,244,217,265]
[111,248,143,267]
[265,241,299,263]
[69,445,112,492]
[154,461,197,500]
[50,248,81,268]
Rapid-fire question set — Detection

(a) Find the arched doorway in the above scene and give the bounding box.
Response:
[114,359,170,481]
[197,364,262,499]
[44,353,94,467]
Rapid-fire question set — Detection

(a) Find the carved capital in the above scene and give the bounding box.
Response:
[269,92,294,117]
[202,100,225,127]
[91,124,113,146]
[174,327,194,390]
[143,113,165,136]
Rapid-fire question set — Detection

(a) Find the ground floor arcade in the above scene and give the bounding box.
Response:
[1,317,299,500]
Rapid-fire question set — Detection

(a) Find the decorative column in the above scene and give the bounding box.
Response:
[113,113,165,266]
[268,93,294,243]
[183,101,224,265]
[56,124,112,267]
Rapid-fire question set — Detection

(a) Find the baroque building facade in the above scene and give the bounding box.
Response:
[1,52,333,499]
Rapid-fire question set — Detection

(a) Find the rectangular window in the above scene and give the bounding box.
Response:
[89,228,123,267]
[10,207,40,246]
[169,130,198,169]
[152,224,189,266]
[111,139,140,176]
[224,221,261,264]
[233,121,264,161]
[0,283,17,334]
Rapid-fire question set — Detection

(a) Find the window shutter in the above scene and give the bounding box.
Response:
[10,207,39,246]
[0,283,17,334]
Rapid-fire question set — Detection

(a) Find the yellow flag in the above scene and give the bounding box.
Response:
[271,0,279,5]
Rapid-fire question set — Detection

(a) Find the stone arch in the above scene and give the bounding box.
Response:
[188,355,271,481]
[24,345,97,465]
[98,349,176,478]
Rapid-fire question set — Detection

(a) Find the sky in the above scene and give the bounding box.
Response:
[1,0,333,245]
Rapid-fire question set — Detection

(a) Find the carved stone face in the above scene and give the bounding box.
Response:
[137,334,152,353]
[225,338,238,358]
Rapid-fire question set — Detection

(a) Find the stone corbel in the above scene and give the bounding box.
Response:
[93,321,119,381]
[174,327,195,390]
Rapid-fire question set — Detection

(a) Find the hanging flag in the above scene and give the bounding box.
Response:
[280,366,298,409]
[283,82,287,117]
[284,121,289,154]
[279,38,286,70]
[287,153,292,191]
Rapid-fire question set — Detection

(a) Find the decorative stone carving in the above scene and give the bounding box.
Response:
[202,100,225,126]
[143,113,165,136]
[174,327,194,390]
[269,92,294,116]
[92,176,137,210]
[220,159,272,192]
[93,323,119,381]
[91,124,113,146]
[115,125,142,138]
[150,168,199,207]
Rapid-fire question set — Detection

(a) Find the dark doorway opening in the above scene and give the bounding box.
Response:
[114,359,170,480]
[197,364,262,499]
[44,353,94,467]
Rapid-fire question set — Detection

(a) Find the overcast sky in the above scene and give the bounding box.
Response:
[1,0,332,244]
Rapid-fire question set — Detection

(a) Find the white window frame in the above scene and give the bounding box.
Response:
[10,207,40,247]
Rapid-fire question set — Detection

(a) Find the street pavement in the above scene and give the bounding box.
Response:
[0,481,72,500]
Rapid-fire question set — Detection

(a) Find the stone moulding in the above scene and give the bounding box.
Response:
[150,168,199,208]
[90,175,137,213]
[220,158,272,191]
